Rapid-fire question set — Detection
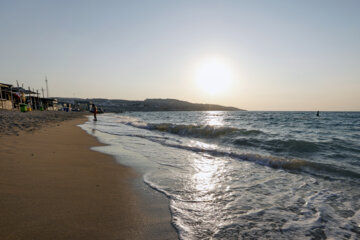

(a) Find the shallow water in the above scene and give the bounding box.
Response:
[81,111,360,239]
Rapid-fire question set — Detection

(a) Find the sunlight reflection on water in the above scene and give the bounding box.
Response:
[189,152,229,204]
[204,111,224,126]
[193,156,218,192]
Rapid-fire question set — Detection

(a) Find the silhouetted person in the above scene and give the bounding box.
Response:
[92,104,97,121]
[316,110,320,117]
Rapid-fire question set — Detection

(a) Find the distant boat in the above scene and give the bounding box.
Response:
[317,111,320,117]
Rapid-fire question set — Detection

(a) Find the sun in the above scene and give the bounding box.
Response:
[195,58,233,95]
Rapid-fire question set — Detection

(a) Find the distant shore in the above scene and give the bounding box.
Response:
[57,97,244,112]
[0,112,177,239]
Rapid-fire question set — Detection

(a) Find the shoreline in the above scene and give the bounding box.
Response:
[0,114,177,239]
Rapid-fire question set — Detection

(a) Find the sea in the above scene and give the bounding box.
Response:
[80,111,360,240]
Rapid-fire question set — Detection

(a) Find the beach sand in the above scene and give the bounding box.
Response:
[0,111,88,135]
[0,112,177,240]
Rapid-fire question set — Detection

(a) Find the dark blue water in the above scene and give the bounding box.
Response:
[82,111,360,239]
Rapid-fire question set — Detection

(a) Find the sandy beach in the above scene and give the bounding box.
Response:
[0,111,88,135]
[0,111,177,240]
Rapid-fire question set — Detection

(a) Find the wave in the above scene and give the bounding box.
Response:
[118,118,264,139]
[233,138,319,153]
[115,117,356,156]
[92,115,360,180]
[233,137,360,157]
[93,126,360,180]
[159,141,360,180]
[148,123,239,138]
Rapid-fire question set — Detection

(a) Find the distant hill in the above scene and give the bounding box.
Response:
[56,97,244,112]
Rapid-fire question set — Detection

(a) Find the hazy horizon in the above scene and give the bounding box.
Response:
[1,0,359,111]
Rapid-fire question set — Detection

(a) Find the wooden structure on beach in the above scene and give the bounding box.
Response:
[0,83,14,110]
[12,87,38,110]
[41,98,58,111]
[0,82,59,111]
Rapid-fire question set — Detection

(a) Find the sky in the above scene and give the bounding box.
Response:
[0,0,359,111]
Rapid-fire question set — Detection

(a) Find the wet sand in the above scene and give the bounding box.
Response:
[0,112,177,240]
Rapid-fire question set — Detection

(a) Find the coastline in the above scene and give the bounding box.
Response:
[0,114,177,240]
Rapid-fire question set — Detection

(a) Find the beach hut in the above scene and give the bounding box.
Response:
[0,83,14,110]
[40,98,58,111]
[11,87,37,110]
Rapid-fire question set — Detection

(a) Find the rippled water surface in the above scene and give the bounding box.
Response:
[81,111,360,239]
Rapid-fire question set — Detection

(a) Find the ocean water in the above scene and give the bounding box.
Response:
[81,111,360,240]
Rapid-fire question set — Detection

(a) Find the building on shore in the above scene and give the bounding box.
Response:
[0,83,14,110]
[0,82,59,111]
[41,98,58,111]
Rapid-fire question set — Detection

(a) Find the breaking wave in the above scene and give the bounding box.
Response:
[147,123,263,138]
[94,128,360,180]
[159,141,360,179]
[118,117,264,138]
[233,138,319,153]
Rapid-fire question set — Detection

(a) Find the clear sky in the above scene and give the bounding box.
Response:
[0,0,359,110]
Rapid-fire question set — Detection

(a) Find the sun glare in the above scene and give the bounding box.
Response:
[195,58,233,95]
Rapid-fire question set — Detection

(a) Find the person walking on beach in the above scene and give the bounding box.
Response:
[92,104,97,121]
